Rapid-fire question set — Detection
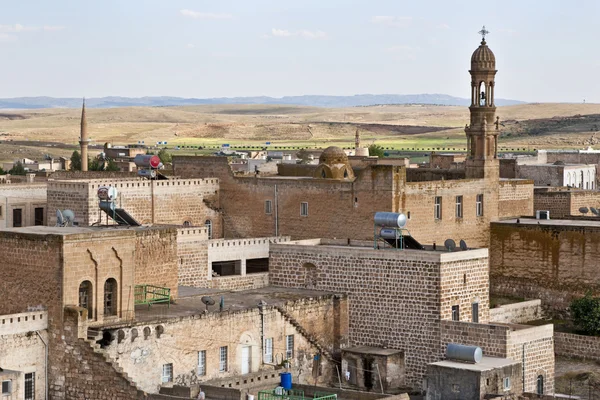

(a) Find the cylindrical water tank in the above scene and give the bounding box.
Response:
[446,343,483,363]
[280,372,292,390]
[97,186,118,201]
[374,212,407,228]
[137,169,157,179]
[134,154,162,169]
[379,228,399,239]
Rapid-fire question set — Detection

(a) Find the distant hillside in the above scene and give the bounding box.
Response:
[0,94,525,109]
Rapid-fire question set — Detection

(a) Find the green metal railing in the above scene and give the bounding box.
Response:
[257,389,337,400]
[134,285,171,308]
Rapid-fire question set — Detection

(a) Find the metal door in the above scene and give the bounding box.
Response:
[241,346,251,374]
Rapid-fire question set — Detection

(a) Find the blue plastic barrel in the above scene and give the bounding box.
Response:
[280,372,292,390]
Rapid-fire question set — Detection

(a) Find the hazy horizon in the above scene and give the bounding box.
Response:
[2,0,599,103]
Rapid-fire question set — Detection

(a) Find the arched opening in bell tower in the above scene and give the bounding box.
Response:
[479,82,487,106]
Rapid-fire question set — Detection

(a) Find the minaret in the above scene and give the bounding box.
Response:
[465,26,499,180]
[79,98,89,171]
[354,128,369,156]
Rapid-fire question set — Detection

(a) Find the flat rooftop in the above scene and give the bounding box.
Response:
[494,218,600,228]
[430,356,519,372]
[0,225,170,237]
[102,286,340,328]
[344,346,403,356]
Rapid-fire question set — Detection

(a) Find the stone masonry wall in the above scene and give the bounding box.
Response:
[211,273,270,291]
[533,188,600,219]
[490,300,543,324]
[100,297,344,393]
[505,324,555,395]
[554,331,600,362]
[440,320,509,358]
[173,156,508,248]
[0,183,48,228]
[268,244,487,387]
[490,222,600,315]
[47,179,221,236]
[498,179,534,219]
[133,227,179,298]
[177,227,210,287]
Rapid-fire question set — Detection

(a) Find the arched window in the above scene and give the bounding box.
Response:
[183,220,191,227]
[537,375,544,395]
[479,81,487,106]
[78,280,93,319]
[103,278,118,316]
[205,220,212,239]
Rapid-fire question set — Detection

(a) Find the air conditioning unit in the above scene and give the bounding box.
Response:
[536,210,550,220]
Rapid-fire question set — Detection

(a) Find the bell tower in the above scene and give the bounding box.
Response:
[465,26,499,180]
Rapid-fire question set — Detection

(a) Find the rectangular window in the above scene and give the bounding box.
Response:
[34,207,44,226]
[219,346,228,372]
[0,205,3,218]
[300,202,308,217]
[434,197,442,220]
[197,350,206,376]
[472,303,479,323]
[162,363,173,383]
[25,372,35,400]
[13,208,22,227]
[452,305,460,321]
[265,200,273,215]
[503,377,511,391]
[455,196,463,219]
[286,335,294,359]
[476,194,484,217]
[1,380,11,395]
[264,338,273,363]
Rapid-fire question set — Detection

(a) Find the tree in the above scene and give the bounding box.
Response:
[570,293,600,335]
[296,149,312,164]
[368,144,385,158]
[157,148,172,164]
[9,161,26,175]
[105,158,120,172]
[0,166,5,175]
[70,150,81,171]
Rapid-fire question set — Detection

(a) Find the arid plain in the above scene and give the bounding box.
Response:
[1,102,600,162]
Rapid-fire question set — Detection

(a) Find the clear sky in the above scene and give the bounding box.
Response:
[1,0,599,103]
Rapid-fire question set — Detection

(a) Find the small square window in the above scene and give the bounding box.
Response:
[265,200,273,215]
[2,380,12,395]
[300,202,308,217]
[451,305,460,321]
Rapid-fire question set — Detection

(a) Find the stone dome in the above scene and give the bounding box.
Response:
[471,40,496,71]
[319,146,348,165]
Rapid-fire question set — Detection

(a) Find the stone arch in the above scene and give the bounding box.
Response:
[131,328,138,342]
[183,220,192,227]
[103,278,118,316]
[143,326,151,339]
[302,262,318,289]
[536,371,546,395]
[156,325,164,338]
[78,280,93,319]
[117,329,125,344]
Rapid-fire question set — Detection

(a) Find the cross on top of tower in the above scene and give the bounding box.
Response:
[478,26,489,43]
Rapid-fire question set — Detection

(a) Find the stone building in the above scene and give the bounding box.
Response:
[0,310,48,400]
[490,218,600,316]
[268,238,554,394]
[46,177,221,234]
[172,36,534,248]
[0,183,47,228]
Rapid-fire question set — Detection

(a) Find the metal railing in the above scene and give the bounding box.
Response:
[257,389,337,400]
[134,285,171,308]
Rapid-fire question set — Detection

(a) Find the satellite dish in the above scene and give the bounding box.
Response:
[444,239,456,252]
[201,296,215,312]
[579,207,589,214]
[56,209,64,227]
[62,210,75,226]
[591,207,599,216]
[459,240,468,251]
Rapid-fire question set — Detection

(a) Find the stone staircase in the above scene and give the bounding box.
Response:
[202,199,242,239]
[274,306,335,362]
[85,328,146,393]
